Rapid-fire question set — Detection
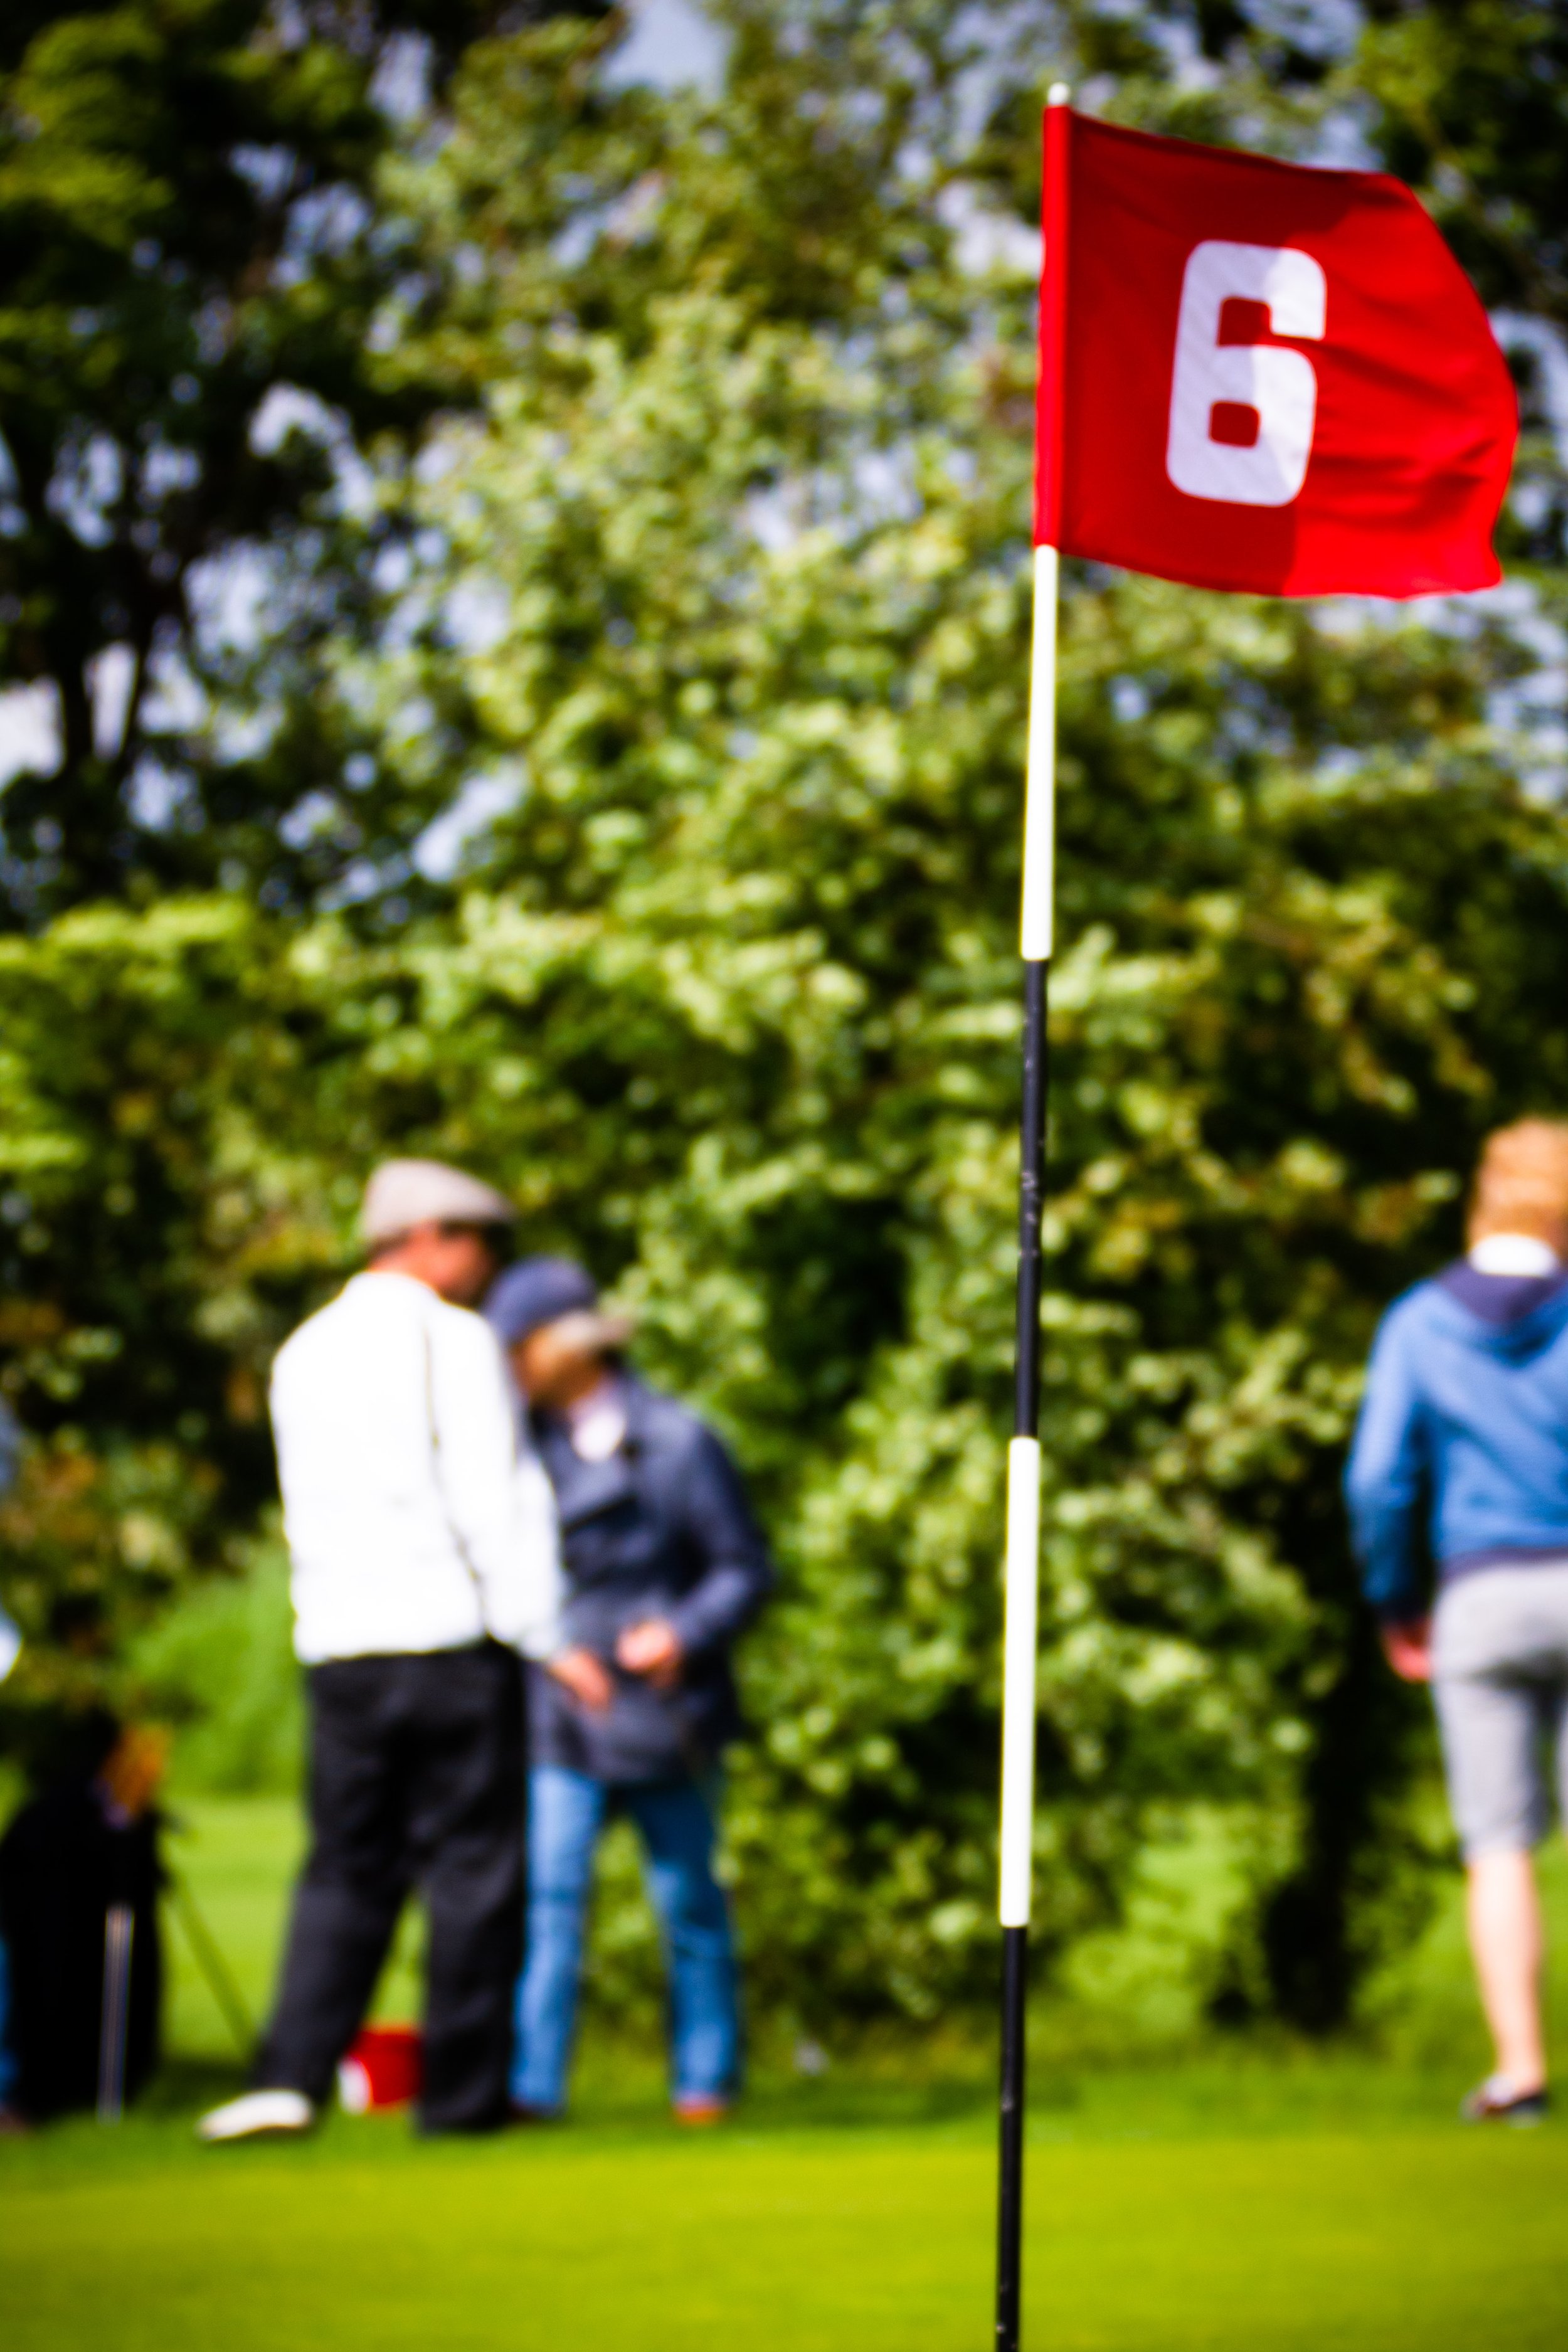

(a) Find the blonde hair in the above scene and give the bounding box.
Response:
[1468,1118,1568,1247]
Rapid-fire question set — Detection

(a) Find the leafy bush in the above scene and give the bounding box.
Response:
[130,1537,302,1798]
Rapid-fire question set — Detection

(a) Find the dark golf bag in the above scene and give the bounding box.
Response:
[0,1775,163,2121]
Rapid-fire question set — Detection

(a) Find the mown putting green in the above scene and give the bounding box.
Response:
[3,2097,1566,2352]
[6,1797,1568,2350]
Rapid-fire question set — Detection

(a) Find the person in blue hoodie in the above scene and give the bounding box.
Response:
[1347,1118,1568,2124]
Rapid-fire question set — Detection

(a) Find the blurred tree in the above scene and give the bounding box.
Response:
[0,0,611,924]
[1357,0,1568,328]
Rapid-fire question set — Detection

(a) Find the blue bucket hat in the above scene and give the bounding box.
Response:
[484,1256,631,1350]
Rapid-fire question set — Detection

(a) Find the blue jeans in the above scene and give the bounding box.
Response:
[512,1764,739,2112]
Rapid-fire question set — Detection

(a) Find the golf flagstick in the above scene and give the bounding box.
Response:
[988,73,1521,2351]
[994,79,1069,2352]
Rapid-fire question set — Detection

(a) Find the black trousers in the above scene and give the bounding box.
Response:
[255,1643,524,2133]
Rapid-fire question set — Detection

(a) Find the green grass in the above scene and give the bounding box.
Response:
[6,1798,1568,2351]
[3,2091,1567,2351]
[161,1798,428,2061]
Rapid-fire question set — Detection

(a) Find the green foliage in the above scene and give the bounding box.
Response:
[0,1,609,920]
[3,1,1568,2037]
[1355,0,1568,326]
[129,1534,300,1794]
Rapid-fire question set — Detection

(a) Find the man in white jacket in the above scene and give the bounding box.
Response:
[200,1160,603,2143]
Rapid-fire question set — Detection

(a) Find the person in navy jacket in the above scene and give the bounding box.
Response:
[1347,1119,1568,2124]
[485,1258,773,2122]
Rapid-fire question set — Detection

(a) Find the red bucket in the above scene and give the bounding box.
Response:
[337,2025,423,2115]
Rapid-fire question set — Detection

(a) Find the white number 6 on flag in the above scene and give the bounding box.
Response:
[1165,241,1326,507]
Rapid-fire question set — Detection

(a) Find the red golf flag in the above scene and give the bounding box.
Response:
[1036,110,1518,598]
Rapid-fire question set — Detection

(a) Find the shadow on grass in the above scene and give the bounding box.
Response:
[133,2040,1463,2145]
[140,2055,252,2116]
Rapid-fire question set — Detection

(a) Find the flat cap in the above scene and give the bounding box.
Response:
[362,1158,516,1247]
[484,1256,633,1352]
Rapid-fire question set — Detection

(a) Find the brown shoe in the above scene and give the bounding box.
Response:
[672,2095,731,2127]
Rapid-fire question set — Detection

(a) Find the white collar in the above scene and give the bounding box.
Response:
[349,1268,443,1301]
[1468,1233,1562,1278]
[564,1375,627,1463]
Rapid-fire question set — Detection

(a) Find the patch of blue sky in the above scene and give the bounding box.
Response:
[0,682,60,789]
[413,762,530,881]
[249,386,376,521]
[602,0,729,95]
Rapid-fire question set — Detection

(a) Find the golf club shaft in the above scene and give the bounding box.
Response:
[97,1902,134,2123]
[168,1867,257,2063]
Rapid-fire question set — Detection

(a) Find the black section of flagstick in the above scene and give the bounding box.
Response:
[995,1922,1030,2352]
[996,956,1050,2352]
[1014,958,1049,1440]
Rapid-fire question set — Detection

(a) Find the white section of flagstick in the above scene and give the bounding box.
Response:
[1020,543,1059,961]
[998,1435,1042,1927]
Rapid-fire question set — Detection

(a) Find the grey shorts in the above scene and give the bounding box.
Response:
[1432,1564,1568,1859]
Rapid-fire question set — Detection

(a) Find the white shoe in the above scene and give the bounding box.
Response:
[197,2089,315,2144]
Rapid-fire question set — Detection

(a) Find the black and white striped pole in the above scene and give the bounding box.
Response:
[994,80,1069,2352]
